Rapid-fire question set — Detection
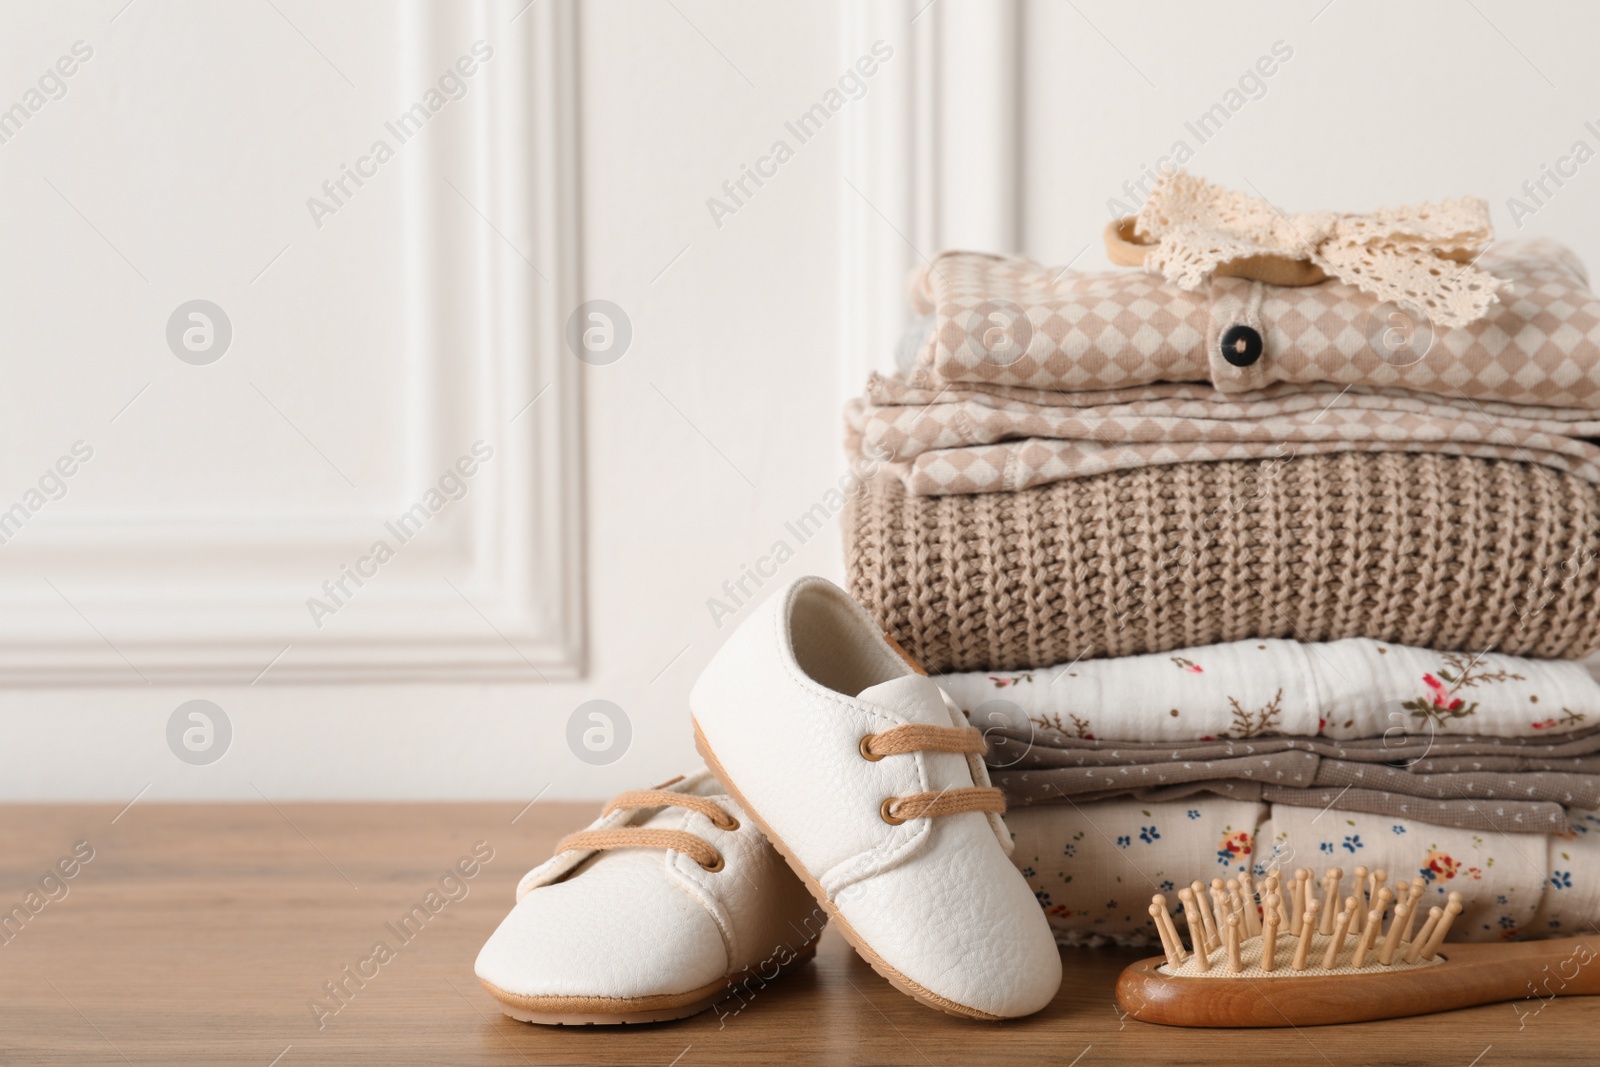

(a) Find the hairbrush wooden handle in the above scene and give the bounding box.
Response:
[1117,935,1600,1027]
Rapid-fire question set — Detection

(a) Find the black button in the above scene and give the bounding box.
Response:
[1220,324,1263,368]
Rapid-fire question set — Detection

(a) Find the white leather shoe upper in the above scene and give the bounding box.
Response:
[475,771,821,1009]
[690,576,1061,1019]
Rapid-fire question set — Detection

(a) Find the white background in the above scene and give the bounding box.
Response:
[2,0,1597,801]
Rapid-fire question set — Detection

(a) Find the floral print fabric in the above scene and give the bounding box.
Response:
[1007,798,1600,947]
[938,637,1600,743]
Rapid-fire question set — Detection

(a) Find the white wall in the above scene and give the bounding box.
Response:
[1018,0,1600,269]
[0,0,859,801]
[3,0,1596,800]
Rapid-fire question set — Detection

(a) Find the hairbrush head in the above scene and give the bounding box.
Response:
[1117,863,1599,1026]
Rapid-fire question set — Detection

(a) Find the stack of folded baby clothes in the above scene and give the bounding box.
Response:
[841,172,1600,946]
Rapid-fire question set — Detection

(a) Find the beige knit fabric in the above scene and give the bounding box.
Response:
[842,453,1600,673]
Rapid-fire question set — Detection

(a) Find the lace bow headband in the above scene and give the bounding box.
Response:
[1105,170,1505,328]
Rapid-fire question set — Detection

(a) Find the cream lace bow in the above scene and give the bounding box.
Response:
[1121,171,1505,329]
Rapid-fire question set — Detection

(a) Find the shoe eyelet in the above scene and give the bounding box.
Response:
[712,813,740,832]
[859,735,885,762]
[700,853,726,873]
[879,797,906,825]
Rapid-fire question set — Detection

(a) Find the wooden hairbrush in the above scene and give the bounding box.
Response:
[1116,864,1600,1027]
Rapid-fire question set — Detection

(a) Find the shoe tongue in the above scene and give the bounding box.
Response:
[856,673,953,725]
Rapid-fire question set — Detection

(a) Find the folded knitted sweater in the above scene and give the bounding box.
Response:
[910,239,1600,407]
[842,453,1600,671]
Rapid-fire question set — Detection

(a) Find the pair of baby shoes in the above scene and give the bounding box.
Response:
[475,577,1061,1023]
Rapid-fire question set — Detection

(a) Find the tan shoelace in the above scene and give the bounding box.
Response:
[555,789,738,873]
[859,724,1006,824]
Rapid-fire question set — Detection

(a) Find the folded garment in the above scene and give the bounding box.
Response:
[939,636,1600,741]
[910,239,1600,408]
[843,454,1600,672]
[1007,797,1600,947]
[977,644,1600,903]
[992,740,1600,805]
[987,727,1600,831]
[870,366,1600,425]
[985,726,1600,767]
[851,371,1600,494]
[1028,780,1570,833]
[991,752,1590,833]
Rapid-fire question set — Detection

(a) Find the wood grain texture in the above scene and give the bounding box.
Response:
[0,801,1595,1065]
[1117,937,1600,1028]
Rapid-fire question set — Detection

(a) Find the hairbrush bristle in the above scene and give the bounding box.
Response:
[1147,865,1465,979]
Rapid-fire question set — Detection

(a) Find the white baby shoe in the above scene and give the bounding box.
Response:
[690,576,1061,1020]
[475,770,823,1025]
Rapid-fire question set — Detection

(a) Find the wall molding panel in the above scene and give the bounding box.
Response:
[840,0,1021,388]
[0,0,585,686]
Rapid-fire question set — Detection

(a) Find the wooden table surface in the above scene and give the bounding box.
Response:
[0,801,1590,1066]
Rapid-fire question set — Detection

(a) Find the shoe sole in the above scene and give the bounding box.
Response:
[693,717,1002,1021]
[481,937,819,1026]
